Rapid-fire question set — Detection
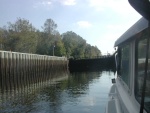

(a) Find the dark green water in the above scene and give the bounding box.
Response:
[0,71,115,113]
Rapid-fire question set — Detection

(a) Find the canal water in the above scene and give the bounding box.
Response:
[0,71,115,113]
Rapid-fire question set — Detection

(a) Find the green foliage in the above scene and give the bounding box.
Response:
[0,18,101,58]
[62,31,101,58]
[54,33,66,56]
[8,18,36,32]
[1,18,38,53]
[0,28,7,50]
[42,18,57,35]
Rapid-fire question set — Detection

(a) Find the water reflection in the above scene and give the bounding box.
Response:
[0,71,114,113]
[0,72,68,113]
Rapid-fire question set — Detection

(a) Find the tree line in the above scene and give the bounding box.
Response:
[0,18,101,58]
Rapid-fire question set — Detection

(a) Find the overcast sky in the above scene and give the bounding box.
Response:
[0,0,141,54]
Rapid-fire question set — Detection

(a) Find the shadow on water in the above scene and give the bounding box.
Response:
[0,68,115,113]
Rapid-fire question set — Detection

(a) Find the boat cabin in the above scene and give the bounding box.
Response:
[106,0,150,112]
[115,17,149,113]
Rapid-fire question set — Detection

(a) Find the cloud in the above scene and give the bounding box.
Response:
[88,0,139,16]
[61,0,76,6]
[33,0,52,9]
[33,0,76,8]
[88,0,105,11]
[77,21,92,28]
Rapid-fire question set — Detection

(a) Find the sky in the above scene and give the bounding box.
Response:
[0,0,141,55]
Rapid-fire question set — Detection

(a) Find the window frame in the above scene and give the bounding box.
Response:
[134,28,150,113]
[118,42,131,90]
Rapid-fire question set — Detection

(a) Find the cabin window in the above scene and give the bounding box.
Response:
[135,31,150,112]
[120,44,130,87]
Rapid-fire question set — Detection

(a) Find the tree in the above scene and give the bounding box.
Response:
[42,18,57,35]
[36,18,64,56]
[53,33,66,56]
[85,44,101,58]
[62,31,101,58]
[8,18,36,32]
[0,27,8,50]
[54,39,66,56]
[62,31,86,58]
[0,18,101,57]
[5,18,38,53]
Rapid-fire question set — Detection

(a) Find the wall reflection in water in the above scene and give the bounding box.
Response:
[0,71,114,113]
[0,71,68,113]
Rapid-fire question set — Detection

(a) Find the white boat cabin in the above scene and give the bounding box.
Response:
[106,17,150,113]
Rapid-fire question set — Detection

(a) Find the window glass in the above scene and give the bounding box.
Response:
[135,38,147,97]
[120,44,130,87]
[135,33,150,112]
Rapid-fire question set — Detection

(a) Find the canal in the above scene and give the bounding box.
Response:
[0,71,115,113]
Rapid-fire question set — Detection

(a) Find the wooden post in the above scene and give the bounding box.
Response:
[9,52,13,90]
[12,53,16,90]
